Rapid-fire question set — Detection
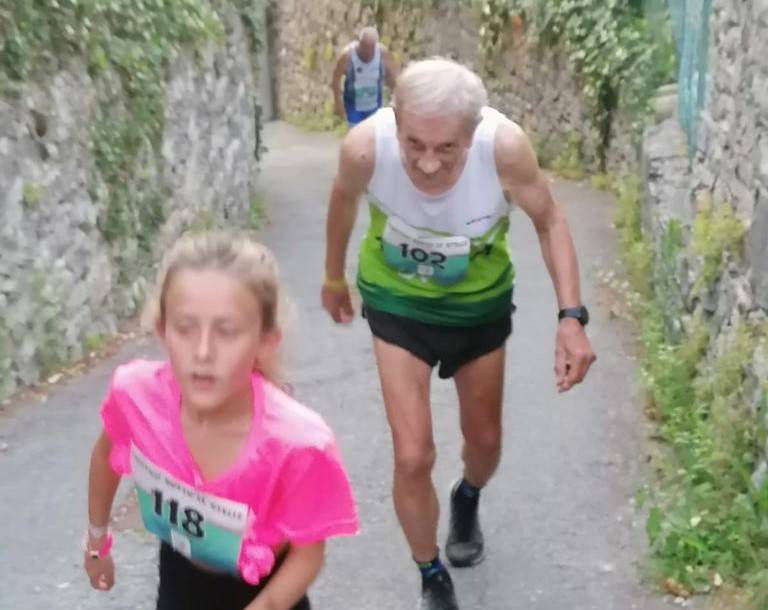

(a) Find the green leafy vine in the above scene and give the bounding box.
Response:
[2,0,265,253]
[476,0,676,169]
[0,0,265,397]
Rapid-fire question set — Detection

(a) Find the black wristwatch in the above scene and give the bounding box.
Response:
[558,305,589,326]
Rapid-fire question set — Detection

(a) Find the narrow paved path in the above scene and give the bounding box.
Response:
[0,122,686,610]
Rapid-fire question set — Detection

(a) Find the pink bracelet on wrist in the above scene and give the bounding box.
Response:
[83,530,113,559]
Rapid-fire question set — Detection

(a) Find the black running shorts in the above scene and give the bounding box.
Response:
[156,543,311,610]
[363,305,513,379]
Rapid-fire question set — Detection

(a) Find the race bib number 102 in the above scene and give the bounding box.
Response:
[382,216,470,285]
[130,445,249,574]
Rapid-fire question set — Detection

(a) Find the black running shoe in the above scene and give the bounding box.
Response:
[445,479,485,567]
[418,569,460,610]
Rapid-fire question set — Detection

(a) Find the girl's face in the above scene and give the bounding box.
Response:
[159,268,279,413]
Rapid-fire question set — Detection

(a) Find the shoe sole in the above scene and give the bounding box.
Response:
[445,548,485,568]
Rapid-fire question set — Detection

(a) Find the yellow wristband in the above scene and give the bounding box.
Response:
[323,277,348,290]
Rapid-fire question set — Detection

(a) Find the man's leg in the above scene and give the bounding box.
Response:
[455,345,505,487]
[445,345,505,567]
[372,337,460,610]
[372,337,437,561]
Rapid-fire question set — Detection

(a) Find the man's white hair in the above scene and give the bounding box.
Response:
[392,57,488,127]
[359,26,379,43]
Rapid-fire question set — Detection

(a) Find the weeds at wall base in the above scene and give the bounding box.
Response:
[593,170,768,606]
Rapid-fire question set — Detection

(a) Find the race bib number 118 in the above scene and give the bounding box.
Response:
[130,445,249,574]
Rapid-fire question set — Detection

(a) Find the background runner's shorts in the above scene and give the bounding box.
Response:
[345,107,377,126]
[363,305,514,379]
[156,543,311,610]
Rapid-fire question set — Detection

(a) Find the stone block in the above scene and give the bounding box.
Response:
[759,134,768,183]
[749,189,768,309]
[755,0,768,26]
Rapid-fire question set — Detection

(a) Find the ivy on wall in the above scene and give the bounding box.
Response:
[475,0,676,169]
[1,0,223,253]
[0,0,265,396]
[1,0,265,250]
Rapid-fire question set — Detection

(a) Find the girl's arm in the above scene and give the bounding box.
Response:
[84,432,121,590]
[247,541,325,610]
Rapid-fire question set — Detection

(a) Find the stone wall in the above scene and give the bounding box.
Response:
[0,8,260,400]
[695,0,768,312]
[640,0,768,435]
[270,0,638,172]
[642,0,768,327]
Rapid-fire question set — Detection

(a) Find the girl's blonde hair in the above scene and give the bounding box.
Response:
[143,230,283,381]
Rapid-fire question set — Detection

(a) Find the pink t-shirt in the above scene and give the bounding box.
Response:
[100,360,358,584]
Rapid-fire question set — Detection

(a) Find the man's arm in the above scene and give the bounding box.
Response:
[321,122,375,323]
[381,47,399,90]
[494,118,596,391]
[495,119,580,308]
[325,122,375,280]
[331,50,348,119]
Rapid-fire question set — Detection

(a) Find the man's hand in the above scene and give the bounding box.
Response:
[334,98,345,120]
[554,319,596,392]
[323,123,374,321]
[321,284,355,324]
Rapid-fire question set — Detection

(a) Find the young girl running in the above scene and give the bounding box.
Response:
[83,231,358,610]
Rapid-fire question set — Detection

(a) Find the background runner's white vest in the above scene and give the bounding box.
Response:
[345,42,383,112]
[368,106,508,237]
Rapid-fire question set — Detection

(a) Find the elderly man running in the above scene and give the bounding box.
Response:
[322,58,596,609]
[331,26,398,127]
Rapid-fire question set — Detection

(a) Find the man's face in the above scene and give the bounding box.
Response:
[357,37,376,62]
[395,109,474,195]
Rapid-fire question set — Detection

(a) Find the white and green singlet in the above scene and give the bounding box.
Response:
[357,107,514,326]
